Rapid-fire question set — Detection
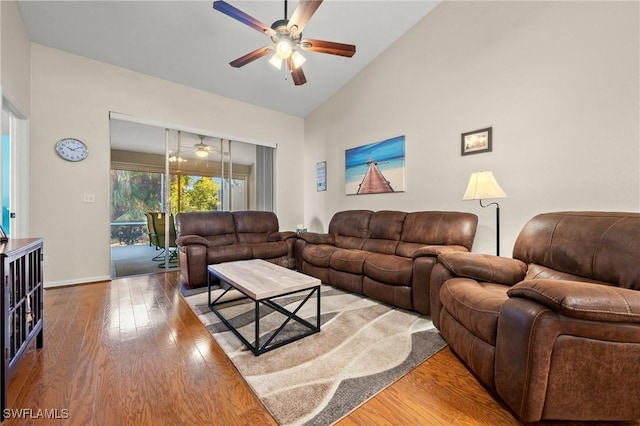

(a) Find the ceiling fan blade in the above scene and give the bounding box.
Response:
[300,39,356,57]
[288,0,323,35]
[229,46,274,68]
[213,1,276,37]
[287,59,307,86]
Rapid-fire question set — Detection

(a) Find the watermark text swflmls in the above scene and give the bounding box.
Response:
[3,408,70,420]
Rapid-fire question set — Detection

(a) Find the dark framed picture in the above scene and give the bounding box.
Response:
[0,226,7,242]
[461,127,492,156]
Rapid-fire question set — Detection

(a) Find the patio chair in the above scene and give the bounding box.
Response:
[148,212,178,264]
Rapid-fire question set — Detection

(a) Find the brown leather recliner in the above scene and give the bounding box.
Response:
[430,212,640,422]
[175,210,296,289]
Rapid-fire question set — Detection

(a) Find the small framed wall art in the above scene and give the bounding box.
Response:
[316,161,327,192]
[461,127,492,156]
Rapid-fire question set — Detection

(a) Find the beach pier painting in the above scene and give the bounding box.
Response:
[345,136,406,195]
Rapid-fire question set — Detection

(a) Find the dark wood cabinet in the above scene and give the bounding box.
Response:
[1,238,44,414]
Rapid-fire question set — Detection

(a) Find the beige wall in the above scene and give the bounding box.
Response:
[30,44,304,286]
[304,1,640,255]
[1,0,31,114]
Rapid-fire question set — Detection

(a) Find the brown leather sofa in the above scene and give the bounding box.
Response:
[175,210,296,289]
[295,210,478,314]
[430,211,640,422]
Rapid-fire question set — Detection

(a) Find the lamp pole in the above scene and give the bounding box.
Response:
[480,199,500,256]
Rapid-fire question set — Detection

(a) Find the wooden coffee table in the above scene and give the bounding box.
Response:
[207,259,321,355]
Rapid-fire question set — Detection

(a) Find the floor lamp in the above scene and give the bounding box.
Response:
[463,171,507,256]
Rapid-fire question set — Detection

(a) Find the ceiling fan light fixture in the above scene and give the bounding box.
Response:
[291,50,306,69]
[195,148,209,158]
[275,37,293,59]
[269,53,283,69]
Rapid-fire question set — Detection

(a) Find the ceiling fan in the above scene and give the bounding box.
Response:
[213,0,356,86]
[193,135,216,158]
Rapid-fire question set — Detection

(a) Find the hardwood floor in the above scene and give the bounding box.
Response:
[5,272,639,425]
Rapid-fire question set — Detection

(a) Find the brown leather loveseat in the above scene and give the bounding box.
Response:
[175,210,296,289]
[295,210,478,314]
[431,211,640,422]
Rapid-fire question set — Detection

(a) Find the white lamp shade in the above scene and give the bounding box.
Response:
[463,171,507,200]
[290,50,306,69]
[268,54,283,69]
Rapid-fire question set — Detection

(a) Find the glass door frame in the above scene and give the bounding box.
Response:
[2,95,30,238]
[109,112,276,277]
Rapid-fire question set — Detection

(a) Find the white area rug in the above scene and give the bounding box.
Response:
[184,285,446,426]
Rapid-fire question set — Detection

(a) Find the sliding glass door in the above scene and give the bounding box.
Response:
[109,117,275,278]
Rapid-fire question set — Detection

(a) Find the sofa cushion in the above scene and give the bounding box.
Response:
[364,253,413,285]
[362,238,400,255]
[439,278,509,346]
[334,235,367,250]
[330,249,370,274]
[250,241,288,259]
[206,244,252,264]
[329,210,372,249]
[401,211,477,250]
[206,234,239,247]
[302,244,341,268]
[513,212,640,290]
[234,211,279,243]
[176,211,237,243]
[361,211,404,254]
[328,210,372,237]
[367,211,406,239]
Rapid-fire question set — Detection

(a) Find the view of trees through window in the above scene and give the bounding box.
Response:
[110,170,221,245]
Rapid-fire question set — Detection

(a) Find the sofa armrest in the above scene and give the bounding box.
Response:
[268,231,297,242]
[508,279,640,323]
[437,252,527,285]
[175,234,211,247]
[297,232,335,245]
[412,245,469,258]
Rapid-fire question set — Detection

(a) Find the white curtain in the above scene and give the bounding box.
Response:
[256,145,275,211]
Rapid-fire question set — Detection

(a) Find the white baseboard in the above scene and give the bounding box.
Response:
[44,275,111,289]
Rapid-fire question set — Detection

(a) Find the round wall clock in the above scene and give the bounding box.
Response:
[55,138,89,162]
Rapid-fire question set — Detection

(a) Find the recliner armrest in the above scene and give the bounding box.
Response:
[508,279,640,323]
[412,245,468,258]
[268,231,297,242]
[437,252,527,285]
[297,232,335,245]
[175,235,211,247]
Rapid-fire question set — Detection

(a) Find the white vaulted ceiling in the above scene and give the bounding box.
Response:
[18,0,439,118]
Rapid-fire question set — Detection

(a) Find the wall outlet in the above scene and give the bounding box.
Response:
[83,193,96,203]
[43,255,48,266]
